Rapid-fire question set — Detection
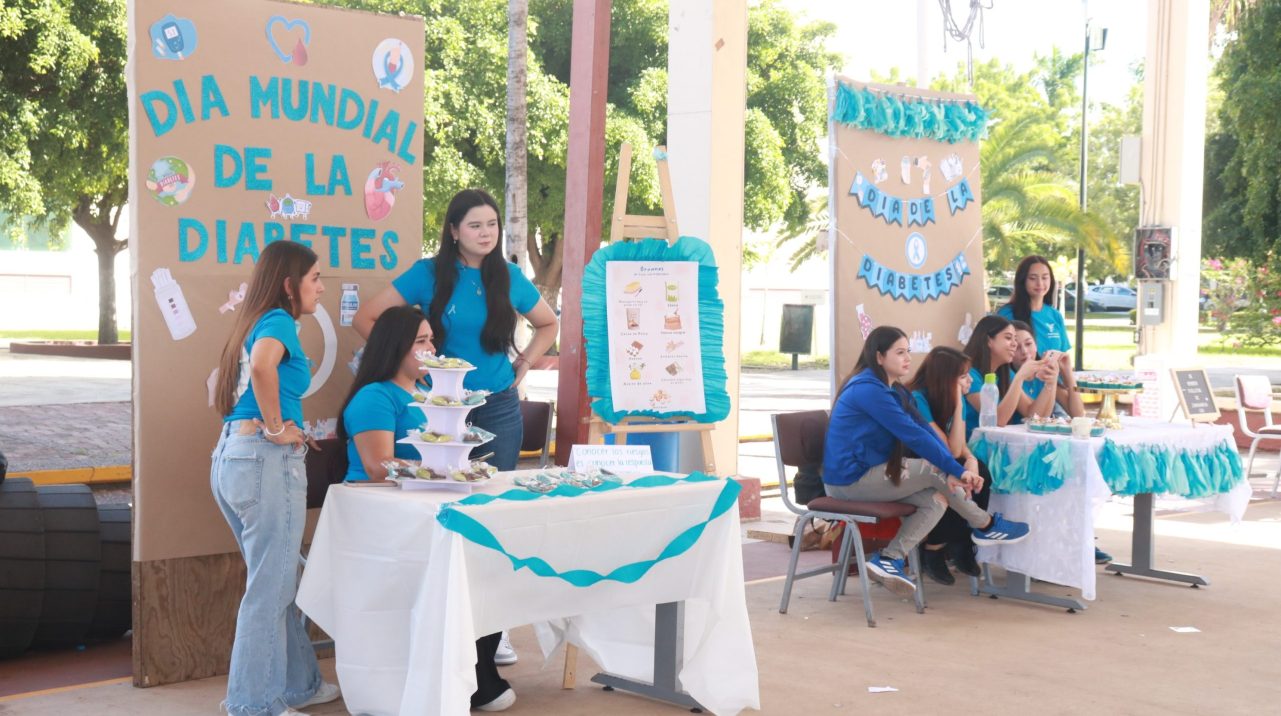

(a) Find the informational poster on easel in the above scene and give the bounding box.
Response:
[828,78,989,381]
[604,260,706,413]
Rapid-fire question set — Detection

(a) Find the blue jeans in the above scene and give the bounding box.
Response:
[210,421,321,716]
[467,385,524,471]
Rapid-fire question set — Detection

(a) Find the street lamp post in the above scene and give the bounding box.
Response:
[1075,19,1107,371]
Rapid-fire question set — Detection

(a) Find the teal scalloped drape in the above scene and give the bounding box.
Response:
[435,473,740,587]
[831,81,989,144]
[970,435,1244,497]
[582,236,731,424]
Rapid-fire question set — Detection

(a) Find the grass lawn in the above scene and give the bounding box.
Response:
[0,329,131,342]
[1078,312,1281,370]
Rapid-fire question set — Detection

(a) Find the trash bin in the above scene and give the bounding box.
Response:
[604,431,679,472]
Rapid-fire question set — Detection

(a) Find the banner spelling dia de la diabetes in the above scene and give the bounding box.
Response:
[829,77,988,382]
[129,0,424,560]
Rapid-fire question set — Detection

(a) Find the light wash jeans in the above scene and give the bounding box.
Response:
[211,421,321,716]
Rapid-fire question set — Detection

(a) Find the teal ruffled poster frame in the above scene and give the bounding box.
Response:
[582,236,730,424]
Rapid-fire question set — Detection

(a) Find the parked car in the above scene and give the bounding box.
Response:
[1084,284,1138,311]
[986,284,1013,307]
[1061,282,1101,313]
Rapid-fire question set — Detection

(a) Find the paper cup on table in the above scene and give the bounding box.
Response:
[1071,417,1093,439]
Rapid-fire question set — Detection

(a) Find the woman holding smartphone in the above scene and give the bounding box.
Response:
[211,240,340,716]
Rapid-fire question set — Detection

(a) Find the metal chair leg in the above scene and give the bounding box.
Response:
[1273,452,1280,498]
[847,526,876,628]
[837,523,855,596]
[1246,438,1261,478]
[778,517,809,614]
[908,547,926,614]
[829,521,855,601]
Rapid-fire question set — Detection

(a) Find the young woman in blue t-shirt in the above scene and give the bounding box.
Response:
[905,347,991,584]
[961,315,1056,432]
[998,254,1071,354]
[822,327,1030,597]
[355,189,558,474]
[211,240,340,715]
[338,305,434,482]
[338,305,515,711]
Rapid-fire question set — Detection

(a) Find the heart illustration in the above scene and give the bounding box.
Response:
[265,16,310,65]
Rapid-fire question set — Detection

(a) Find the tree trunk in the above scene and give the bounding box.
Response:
[73,204,126,345]
[529,229,563,314]
[505,0,529,270]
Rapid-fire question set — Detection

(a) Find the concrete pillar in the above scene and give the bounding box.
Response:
[1138,0,1208,362]
[668,0,746,476]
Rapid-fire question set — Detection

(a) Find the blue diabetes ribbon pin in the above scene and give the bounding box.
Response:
[857,251,971,301]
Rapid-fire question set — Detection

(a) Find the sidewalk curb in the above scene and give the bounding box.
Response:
[8,465,131,486]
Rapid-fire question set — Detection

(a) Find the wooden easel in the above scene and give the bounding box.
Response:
[562,144,720,689]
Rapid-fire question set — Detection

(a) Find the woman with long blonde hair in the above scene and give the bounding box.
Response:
[211,240,340,716]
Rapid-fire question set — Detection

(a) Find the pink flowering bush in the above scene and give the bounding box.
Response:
[1201,257,1251,331]
[1223,252,1281,347]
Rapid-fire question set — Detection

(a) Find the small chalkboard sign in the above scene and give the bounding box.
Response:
[1170,368,1220,422]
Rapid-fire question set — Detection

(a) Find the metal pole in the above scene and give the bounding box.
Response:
[1074,21,1090,371]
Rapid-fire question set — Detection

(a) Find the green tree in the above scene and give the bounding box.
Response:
[0,0,128,344]
[979,113,1113,275]
[1208,0,1281,260]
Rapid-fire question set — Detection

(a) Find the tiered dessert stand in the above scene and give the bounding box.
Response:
[394,355,494,488]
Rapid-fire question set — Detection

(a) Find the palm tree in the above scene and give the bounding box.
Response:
[979,113,1120,276]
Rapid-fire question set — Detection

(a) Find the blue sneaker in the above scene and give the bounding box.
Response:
[864,552,917,597]
[1094,546,1113,564]
[971,512,1030,545]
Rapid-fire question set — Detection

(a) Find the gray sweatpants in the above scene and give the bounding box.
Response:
[825,459,991,560]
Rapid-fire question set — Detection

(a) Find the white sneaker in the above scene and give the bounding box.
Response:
[294,680,341,709]
[476,688,516,712]
[494,631,517,666]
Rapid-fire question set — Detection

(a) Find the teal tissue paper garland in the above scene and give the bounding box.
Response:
[435,472,740,587]
[832,81,989,144]
[970,434,1244,498]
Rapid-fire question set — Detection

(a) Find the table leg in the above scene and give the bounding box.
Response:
[591,602,706,711]
[1105,493,1209,586]
[972,564,1087,612]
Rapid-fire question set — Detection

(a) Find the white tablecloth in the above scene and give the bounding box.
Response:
[972,417,1248,600]
[295,472,759,715]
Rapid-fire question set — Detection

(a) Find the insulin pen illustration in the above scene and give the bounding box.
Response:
[151,267,197,340]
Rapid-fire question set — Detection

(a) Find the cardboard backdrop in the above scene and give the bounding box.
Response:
[129,0,424,561]
[829,78,987,383]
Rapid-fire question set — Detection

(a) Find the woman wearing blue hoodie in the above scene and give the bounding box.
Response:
[822,326,1030,596]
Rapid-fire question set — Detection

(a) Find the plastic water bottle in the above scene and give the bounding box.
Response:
[979,373,999,428]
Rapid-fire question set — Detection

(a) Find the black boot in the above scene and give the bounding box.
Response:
[921,546,954,585]
[949,541,981,577]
